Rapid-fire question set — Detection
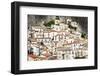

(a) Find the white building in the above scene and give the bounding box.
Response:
[56,47,73,60]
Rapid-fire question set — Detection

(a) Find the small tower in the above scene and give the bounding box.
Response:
[55,16,60,25]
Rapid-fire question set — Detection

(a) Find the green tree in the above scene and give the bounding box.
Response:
[44,20,54,27]
[81,32,86,39]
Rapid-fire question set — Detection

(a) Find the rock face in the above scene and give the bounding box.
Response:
[28,15,88,33]
[71,17,88,33]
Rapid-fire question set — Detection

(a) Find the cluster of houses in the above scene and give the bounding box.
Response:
[27,16,88,61]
